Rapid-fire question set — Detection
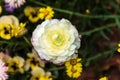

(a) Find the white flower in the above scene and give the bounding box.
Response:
[31,19,80,64]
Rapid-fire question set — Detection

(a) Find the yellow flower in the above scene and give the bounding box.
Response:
[0,15,19,26]
[8,56,25,73]
[40,75,52,80]
[29,15,40,23]
[25,49,45,71]
[0,6,2,14]
[24,6,35,16]
[117,43,120,53]
[30,67,52,80]
[72,63,82,78]
[30,74,52,80]
[65,57,82,78]
[66,63,82,78]
[0,52,11,64]
[0,15,23,39]
[85,9,90,14]
[12,23,27,37]
[0,23,13,40]
[24,6,40,23]
[65,57,81,67]
[99,76,108,80]
[39,6,54,20]
[31,67,45,77]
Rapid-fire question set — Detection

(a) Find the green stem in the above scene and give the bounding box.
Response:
[85,47,117,67]
[68,0,78,19]
[30,0,120,19]
[48,66,65,71]
[23,36,32,46]
[80,23,117,35]
[0,40,14,45]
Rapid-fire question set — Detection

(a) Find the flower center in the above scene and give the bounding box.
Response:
[11,63,18,70]
[71,68,77,73]
[43,29,68,48]
[41,25,71,53]
[70,59,77,65]
[35,77,39,80]
[4,27,9,34]
[30,57,39,66]
[52,33,64,46]
[31,11,39,18]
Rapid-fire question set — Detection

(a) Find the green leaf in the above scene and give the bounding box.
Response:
[100,31,110,41]
[115,17,120,28]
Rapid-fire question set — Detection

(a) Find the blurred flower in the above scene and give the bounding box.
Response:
[12,23,27,37]
[39,75,52,80]
[24,6,35,16]
[30,67,52,80]
[0,6,2,14]
[4,3,15,12]
[8,56,25,74]
[0,23,13,40]
[24,6,54,22]
[0,15,19,39]
[25,49,45,71]
[5,0,26,8]
[24,6,40,23]
[0,15,19,27]
[65,56,81,67]
[85,9,90,14]
[31,67,45,78]
[0,15,27,39]
[0,59,8,80]
[99,76,108,80]
[31,18,80,64]
[0,52,11,64]
[65,57,82,78]
[39,6,54,20]
[117,43,120,53]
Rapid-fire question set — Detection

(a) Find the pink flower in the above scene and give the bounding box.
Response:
[5,0,25,8]
[0,60,8,80]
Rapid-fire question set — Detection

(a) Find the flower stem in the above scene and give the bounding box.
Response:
[0,40,14,45]
[80,23,117,35]
[23,36,32,46]
[85,47,117,67]
[48,66,65,71]
[30,0,120,19]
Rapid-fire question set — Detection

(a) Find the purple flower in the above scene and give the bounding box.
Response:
[4,3,15,12]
